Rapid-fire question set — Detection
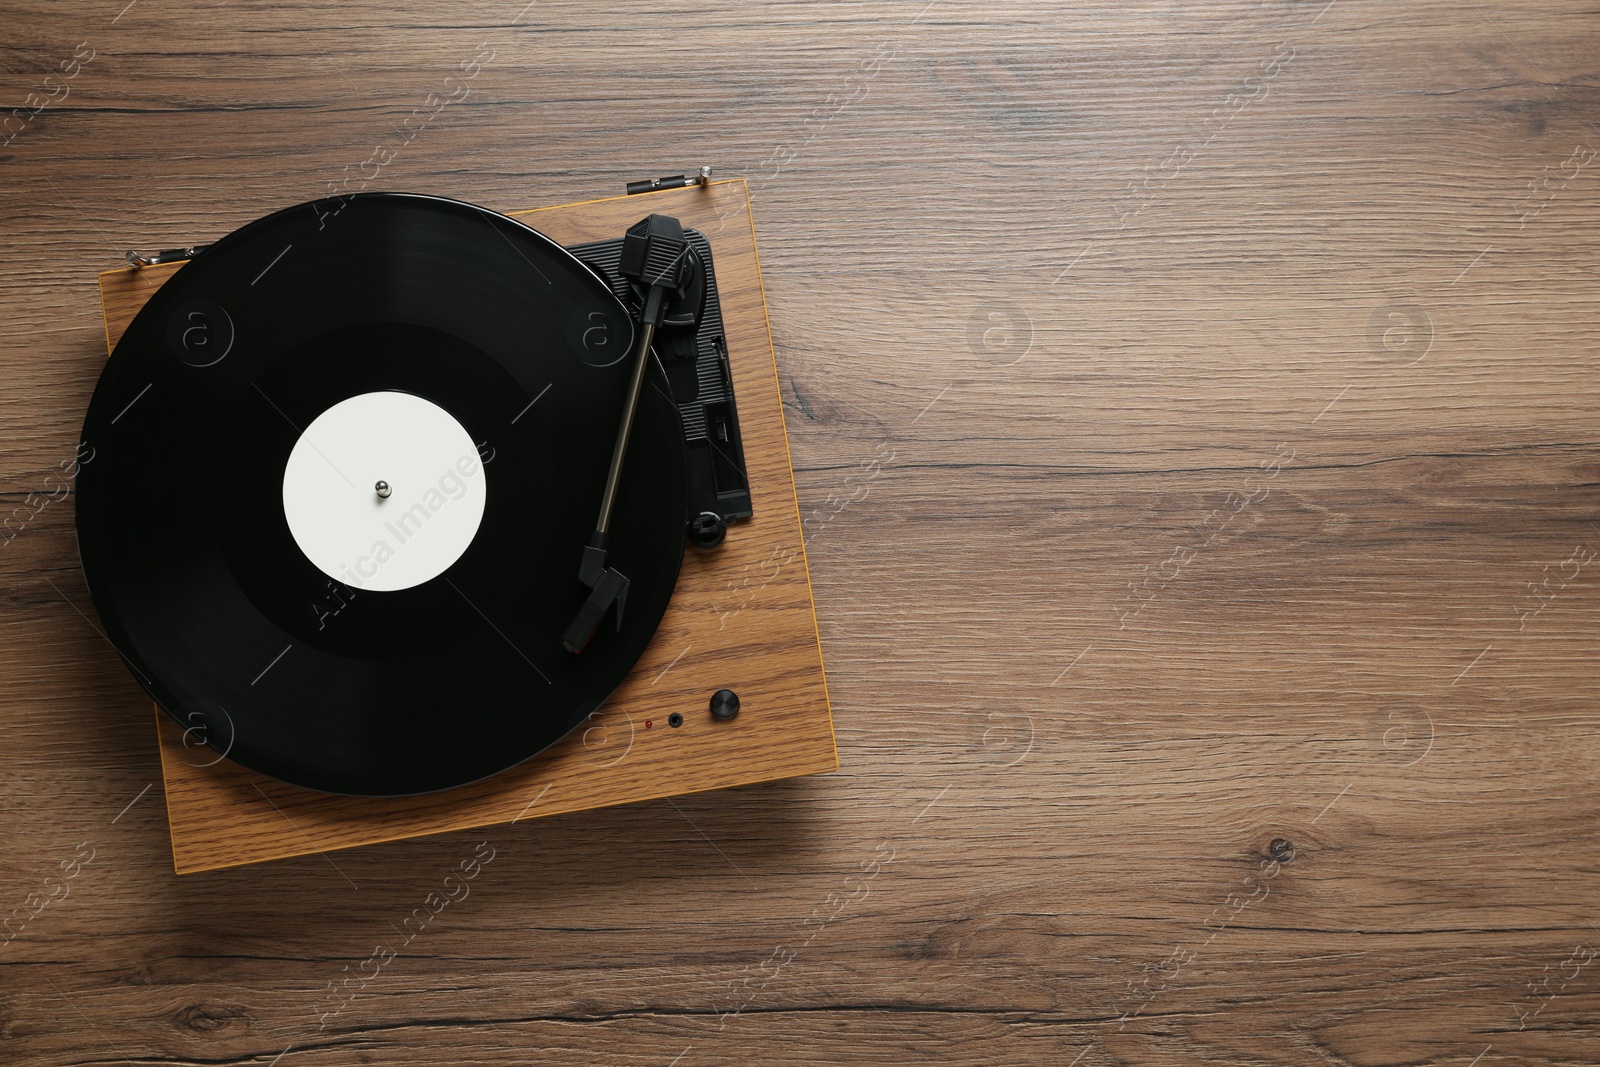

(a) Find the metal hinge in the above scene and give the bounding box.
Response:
[125,246,208,268]
[625,166,712,195]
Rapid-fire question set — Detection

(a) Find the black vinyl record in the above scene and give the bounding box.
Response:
[76,193,689,795]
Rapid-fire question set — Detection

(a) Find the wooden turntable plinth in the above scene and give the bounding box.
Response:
[96,180,836,874]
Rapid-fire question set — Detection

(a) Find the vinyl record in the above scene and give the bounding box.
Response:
[77,193,689,795]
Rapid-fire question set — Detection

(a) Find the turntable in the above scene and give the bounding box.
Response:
[86,177,835,873]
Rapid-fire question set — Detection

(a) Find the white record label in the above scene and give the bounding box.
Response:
[282,391,487,592]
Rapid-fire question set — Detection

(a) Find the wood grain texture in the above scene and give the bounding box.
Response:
[3,0,1600,1063]
[93,180,837,875]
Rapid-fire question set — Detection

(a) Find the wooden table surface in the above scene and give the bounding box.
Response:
[4,1,1598,1064]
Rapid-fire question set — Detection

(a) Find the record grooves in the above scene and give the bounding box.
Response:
[77,194,693,796]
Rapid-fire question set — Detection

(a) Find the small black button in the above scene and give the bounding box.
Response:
[710,689,740,721]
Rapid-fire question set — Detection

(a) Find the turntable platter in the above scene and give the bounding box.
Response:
[76,193,689,795]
